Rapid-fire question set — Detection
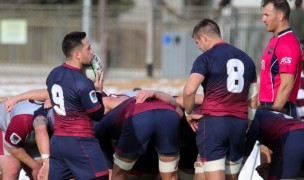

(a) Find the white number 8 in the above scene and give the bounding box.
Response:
[51,84,66,116]
[227,59,244,93]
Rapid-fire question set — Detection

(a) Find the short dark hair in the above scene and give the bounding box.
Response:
[261,0,291,20]
[192,19,221,38]
[62,31,86,58]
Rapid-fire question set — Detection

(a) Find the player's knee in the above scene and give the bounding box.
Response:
[225,158,243,175]
[158,157,179,173]
[113,154,136,171]
[195,157,226,173]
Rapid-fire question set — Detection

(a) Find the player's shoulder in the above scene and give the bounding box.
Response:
[74,73,95,91]
[279,31,300,47]
[49,64,64,74]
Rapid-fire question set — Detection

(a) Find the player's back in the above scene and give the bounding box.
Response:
[46,64,100,137]
[252,109,304,149]
[96,97,177,139]
[194,43,256,119]
[0,101,42,132]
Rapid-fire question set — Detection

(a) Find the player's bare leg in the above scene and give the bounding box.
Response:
[0,155,21,180]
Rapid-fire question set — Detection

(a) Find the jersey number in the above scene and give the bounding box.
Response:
[51,84,66,116]
[227,59,244,93]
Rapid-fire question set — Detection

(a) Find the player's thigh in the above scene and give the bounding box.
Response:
[116,112,155,159]
[196,116,247,162]
[154,110,180,155]
[0,131,22,178]
[0,155,21,176]
[63,136,109,179]
[49,136,80,180]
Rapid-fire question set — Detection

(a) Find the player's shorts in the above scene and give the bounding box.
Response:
[196,116,247,162]
[49,135,109,180]
[268,129,304,179]
[259,101,297,118]
[115,109,180,160]
[94,120,115,169]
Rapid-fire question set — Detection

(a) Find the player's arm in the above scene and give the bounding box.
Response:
[3,89,50,112]
[247,82,258,125]
[33,113,50,180]
[87,92,105,121]
[183,73,204,132]
[272,73,294,111]
[135,90,183,118]
[87,71,105,121]
[4,144,42,179]
[175,94,204,108]
[135,90,177,106]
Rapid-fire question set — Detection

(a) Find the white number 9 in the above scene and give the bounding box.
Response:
[51,84,66,116]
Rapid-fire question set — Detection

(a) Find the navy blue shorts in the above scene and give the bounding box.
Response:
[115,109,180,159]
[49,136,109,180]
[269,130,304,179]
[196,116,247,162]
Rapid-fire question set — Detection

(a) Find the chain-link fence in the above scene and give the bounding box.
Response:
[0,3,275,79]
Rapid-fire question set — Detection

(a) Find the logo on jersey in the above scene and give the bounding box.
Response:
[280,57,292,64]
[267,46,274,54]
[89,90,98,103]
[10,133,21,145]
[261,60,265,70]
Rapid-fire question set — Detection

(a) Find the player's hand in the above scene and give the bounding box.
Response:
[94,71,104,92]
[38,161,49,180]
[32,162,43,180]
[255,163,269,180]
[3,97,18,112]
[43,99,52,109]
[175,106,184,119]
[186,114,203,132]
[0,97,9,103]
[135,90,155,103]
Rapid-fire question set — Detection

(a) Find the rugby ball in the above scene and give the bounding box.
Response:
[82,53,103,81]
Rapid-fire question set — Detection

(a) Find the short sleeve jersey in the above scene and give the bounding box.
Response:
[1,101,42,148]
[245,109,304,156]
[259,28,302,102]
[191,42,257,119]
[46,63,103,137]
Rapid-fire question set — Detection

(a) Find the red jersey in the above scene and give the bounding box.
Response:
[259,28,302,102]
